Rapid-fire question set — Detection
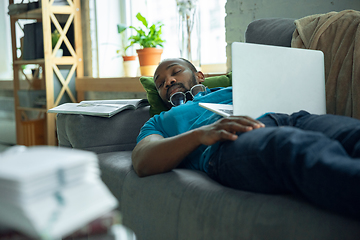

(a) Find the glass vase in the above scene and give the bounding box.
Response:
[177,0,201,68]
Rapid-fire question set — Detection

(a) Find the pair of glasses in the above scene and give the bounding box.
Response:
[169,84,206,106]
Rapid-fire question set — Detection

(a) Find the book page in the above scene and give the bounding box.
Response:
[80,99,149,109]
[80,99,142,106]
[48,103,134,117]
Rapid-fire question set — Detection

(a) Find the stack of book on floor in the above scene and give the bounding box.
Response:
[0,146,118,239]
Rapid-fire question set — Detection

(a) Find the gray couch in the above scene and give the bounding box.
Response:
[57,18,360,240]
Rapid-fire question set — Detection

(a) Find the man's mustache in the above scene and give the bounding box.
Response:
[166,83,187,100]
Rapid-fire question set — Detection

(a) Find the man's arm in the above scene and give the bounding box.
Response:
[132,116,265,177]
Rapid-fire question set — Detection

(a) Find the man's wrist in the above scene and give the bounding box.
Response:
[189,128,206,146]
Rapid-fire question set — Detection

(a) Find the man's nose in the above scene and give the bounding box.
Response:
[164,76,176,88]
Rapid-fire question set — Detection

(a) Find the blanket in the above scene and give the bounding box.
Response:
[291,10,360,119]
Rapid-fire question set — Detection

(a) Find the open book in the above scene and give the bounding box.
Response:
[48,99,149,118]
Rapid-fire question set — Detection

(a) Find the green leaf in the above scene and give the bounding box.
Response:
[127,12,165,49]
[117,24,127,34]
[51,30,60,49]
[136,12,148,28]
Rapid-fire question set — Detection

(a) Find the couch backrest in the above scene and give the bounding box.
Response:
[245,18,296,47]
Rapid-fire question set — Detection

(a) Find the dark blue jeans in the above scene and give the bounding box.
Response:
[207,111,360,219]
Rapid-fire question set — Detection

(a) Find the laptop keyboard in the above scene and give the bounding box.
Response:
[220,109,233,115]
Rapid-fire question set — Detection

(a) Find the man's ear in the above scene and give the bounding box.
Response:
[195,71,205,83]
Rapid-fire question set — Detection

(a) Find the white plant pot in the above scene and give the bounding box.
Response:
[55,49,63,58]
[123,60,138,77]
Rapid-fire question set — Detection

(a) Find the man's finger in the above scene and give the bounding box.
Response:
[218,129,239,141]
[228,116,265,128]
[220,121,255,133]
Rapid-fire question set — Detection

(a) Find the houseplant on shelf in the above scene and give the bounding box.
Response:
[117,24,138,77]
[127,12,165,76]
[51,30,63,58]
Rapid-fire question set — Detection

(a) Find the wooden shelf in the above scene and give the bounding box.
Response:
[10,0,84,146]
[76,77,146,92]
[51,6,75,14]
[10,6,75,20]
[17,106,47,112]
[10,8,42,20]
[14,59,45,65]
[14,57,78,65]
[53,56,78,65]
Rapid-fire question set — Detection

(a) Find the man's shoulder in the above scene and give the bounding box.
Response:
[209,86,232,93]
[207,86,233,96]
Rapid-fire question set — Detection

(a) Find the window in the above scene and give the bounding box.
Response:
[91,0,227,77]
[127,0,227,65]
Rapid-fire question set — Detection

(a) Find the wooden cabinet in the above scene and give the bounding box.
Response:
[9,0,83,146]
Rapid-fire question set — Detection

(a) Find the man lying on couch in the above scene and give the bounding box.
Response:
[132,57,360,220]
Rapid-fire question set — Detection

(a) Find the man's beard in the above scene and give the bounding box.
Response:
[166,72,198,101]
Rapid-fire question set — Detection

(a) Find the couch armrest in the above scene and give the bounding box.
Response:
[56,106,150,154]
[245,18,296,47]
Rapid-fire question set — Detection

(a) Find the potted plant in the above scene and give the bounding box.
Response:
[51,30,63,58]
[117,24,138,77]
[127,13,165,76]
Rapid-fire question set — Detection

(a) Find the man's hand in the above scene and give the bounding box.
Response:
[196,116,265,146]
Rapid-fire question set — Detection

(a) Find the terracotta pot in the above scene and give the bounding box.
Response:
[136,48,163,76]
[122,55,137,61]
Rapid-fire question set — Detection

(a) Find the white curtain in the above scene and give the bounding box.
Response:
[0,1,13,80]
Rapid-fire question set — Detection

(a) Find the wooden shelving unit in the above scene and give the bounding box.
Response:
[9,0,83,146]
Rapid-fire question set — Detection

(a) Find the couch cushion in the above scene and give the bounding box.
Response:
[98,151,360,240]
[245,18,296,47]
[97,151,133,204]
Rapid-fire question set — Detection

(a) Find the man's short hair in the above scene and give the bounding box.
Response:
[180,58,197,73]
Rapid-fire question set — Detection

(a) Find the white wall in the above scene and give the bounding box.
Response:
[225,0,360,69]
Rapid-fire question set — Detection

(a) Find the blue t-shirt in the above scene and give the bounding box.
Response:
[137,87,233,173]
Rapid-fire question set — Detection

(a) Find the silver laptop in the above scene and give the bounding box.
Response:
[200,42,326,118]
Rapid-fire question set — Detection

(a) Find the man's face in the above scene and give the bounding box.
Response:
[153,59,203,108]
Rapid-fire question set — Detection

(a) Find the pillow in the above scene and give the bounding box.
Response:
[139,72,232,116]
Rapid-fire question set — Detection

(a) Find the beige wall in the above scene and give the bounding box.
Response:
[225,0,360,70]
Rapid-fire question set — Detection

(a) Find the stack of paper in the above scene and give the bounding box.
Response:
[0,146,118,239]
